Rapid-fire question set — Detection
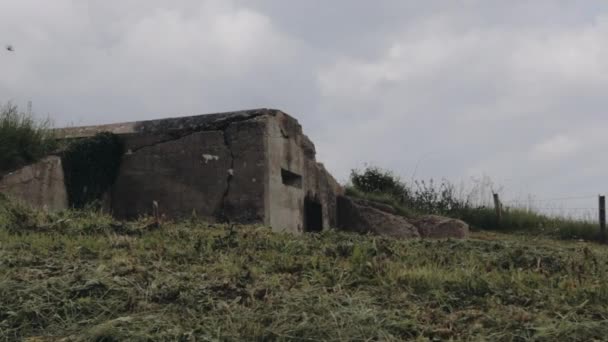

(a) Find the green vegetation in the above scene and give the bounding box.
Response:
[350,166,410,200]
[345,186,418,218]
[1,198,608,341]
[0,112,603,339]
[348,166,600,241]
[62,132,124,208]
[456,206,599,241]
[348,166,478,216]
[0,101,125,207]
[0,103,56,174]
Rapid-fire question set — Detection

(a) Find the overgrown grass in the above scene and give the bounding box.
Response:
[347,167,601,242]
[345,186,418,218]
[0,103,56,174]
[346,187,599,241]
[457,207,599,240]
[346,186,599,241]
[1,198,608,341]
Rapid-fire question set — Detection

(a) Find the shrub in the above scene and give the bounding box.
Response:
[344,186,417,218]
[350,166,409,200]
[349,167,465,215]
[408,178,468,215]
[0,103,56,173]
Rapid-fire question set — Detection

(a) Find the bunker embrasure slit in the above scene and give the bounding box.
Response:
[281,168,302,189]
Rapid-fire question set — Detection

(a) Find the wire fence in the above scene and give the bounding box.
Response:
[502,195,597,204]
[498,194,601,222]
[502,194,590,213]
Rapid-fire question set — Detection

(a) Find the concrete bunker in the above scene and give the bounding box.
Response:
[0,108,470,240]
[49,108,343,233]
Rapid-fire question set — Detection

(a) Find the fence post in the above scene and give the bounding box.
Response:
[599,195,606,243]
[493,193,502,224]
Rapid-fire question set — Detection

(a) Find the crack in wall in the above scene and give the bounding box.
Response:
[125,114,264,154]
[112,116,261,223]
[126,130,207,154]
[217,127,235,223]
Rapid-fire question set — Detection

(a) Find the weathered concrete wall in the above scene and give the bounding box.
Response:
[0,156,68,211]
[111,130,233,220]
[221,116,268,223]
[110,114,268,222]
[266,112,342,233]
[3,109,466,239]
[55,108,342,232]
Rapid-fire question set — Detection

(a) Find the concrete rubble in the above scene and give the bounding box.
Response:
[338,195,469,239]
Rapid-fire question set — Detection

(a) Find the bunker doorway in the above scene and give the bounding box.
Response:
[304,196,323,232]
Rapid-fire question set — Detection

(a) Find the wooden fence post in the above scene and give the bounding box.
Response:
[493,193,502,224]
[599,195,606,243]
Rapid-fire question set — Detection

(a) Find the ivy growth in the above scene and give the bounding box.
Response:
[61,132,124,208]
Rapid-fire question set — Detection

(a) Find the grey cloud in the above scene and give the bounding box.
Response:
[2,0,608,205]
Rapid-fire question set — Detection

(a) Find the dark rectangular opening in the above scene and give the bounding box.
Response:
[304,197,323,232]
[281,168,302,188]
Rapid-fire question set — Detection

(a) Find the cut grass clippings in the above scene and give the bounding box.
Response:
[1,200,608,341]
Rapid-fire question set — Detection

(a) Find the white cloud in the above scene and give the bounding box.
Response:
[120,3,290,72]
[0,0,296,124]
[310,8,608,200]
[3,1,608,201]
[530,135,581,161]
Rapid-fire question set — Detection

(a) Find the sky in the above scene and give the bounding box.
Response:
[2,0,608,213]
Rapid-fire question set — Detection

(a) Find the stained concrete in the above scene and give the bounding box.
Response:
[56,109,343,233]
[111,130,233,220]
[266,112,343,232]
[3,109,469,239]
[0,156,68,211]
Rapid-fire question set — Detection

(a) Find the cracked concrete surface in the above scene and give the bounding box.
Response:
[11,109,344,233]
[6,109,466,238]
[111,129,234,220]
[217,125,235,223]
[0,156,68,211]
[107,113,271,223]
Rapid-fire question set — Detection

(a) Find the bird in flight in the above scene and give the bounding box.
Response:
[6,45,14,52]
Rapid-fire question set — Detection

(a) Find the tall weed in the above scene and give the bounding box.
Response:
[348,166,601,241]
[0,103,56,173]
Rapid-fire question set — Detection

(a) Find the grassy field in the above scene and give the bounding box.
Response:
[2,199,608,341]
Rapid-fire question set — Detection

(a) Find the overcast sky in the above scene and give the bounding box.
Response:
[2,0,608,211]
